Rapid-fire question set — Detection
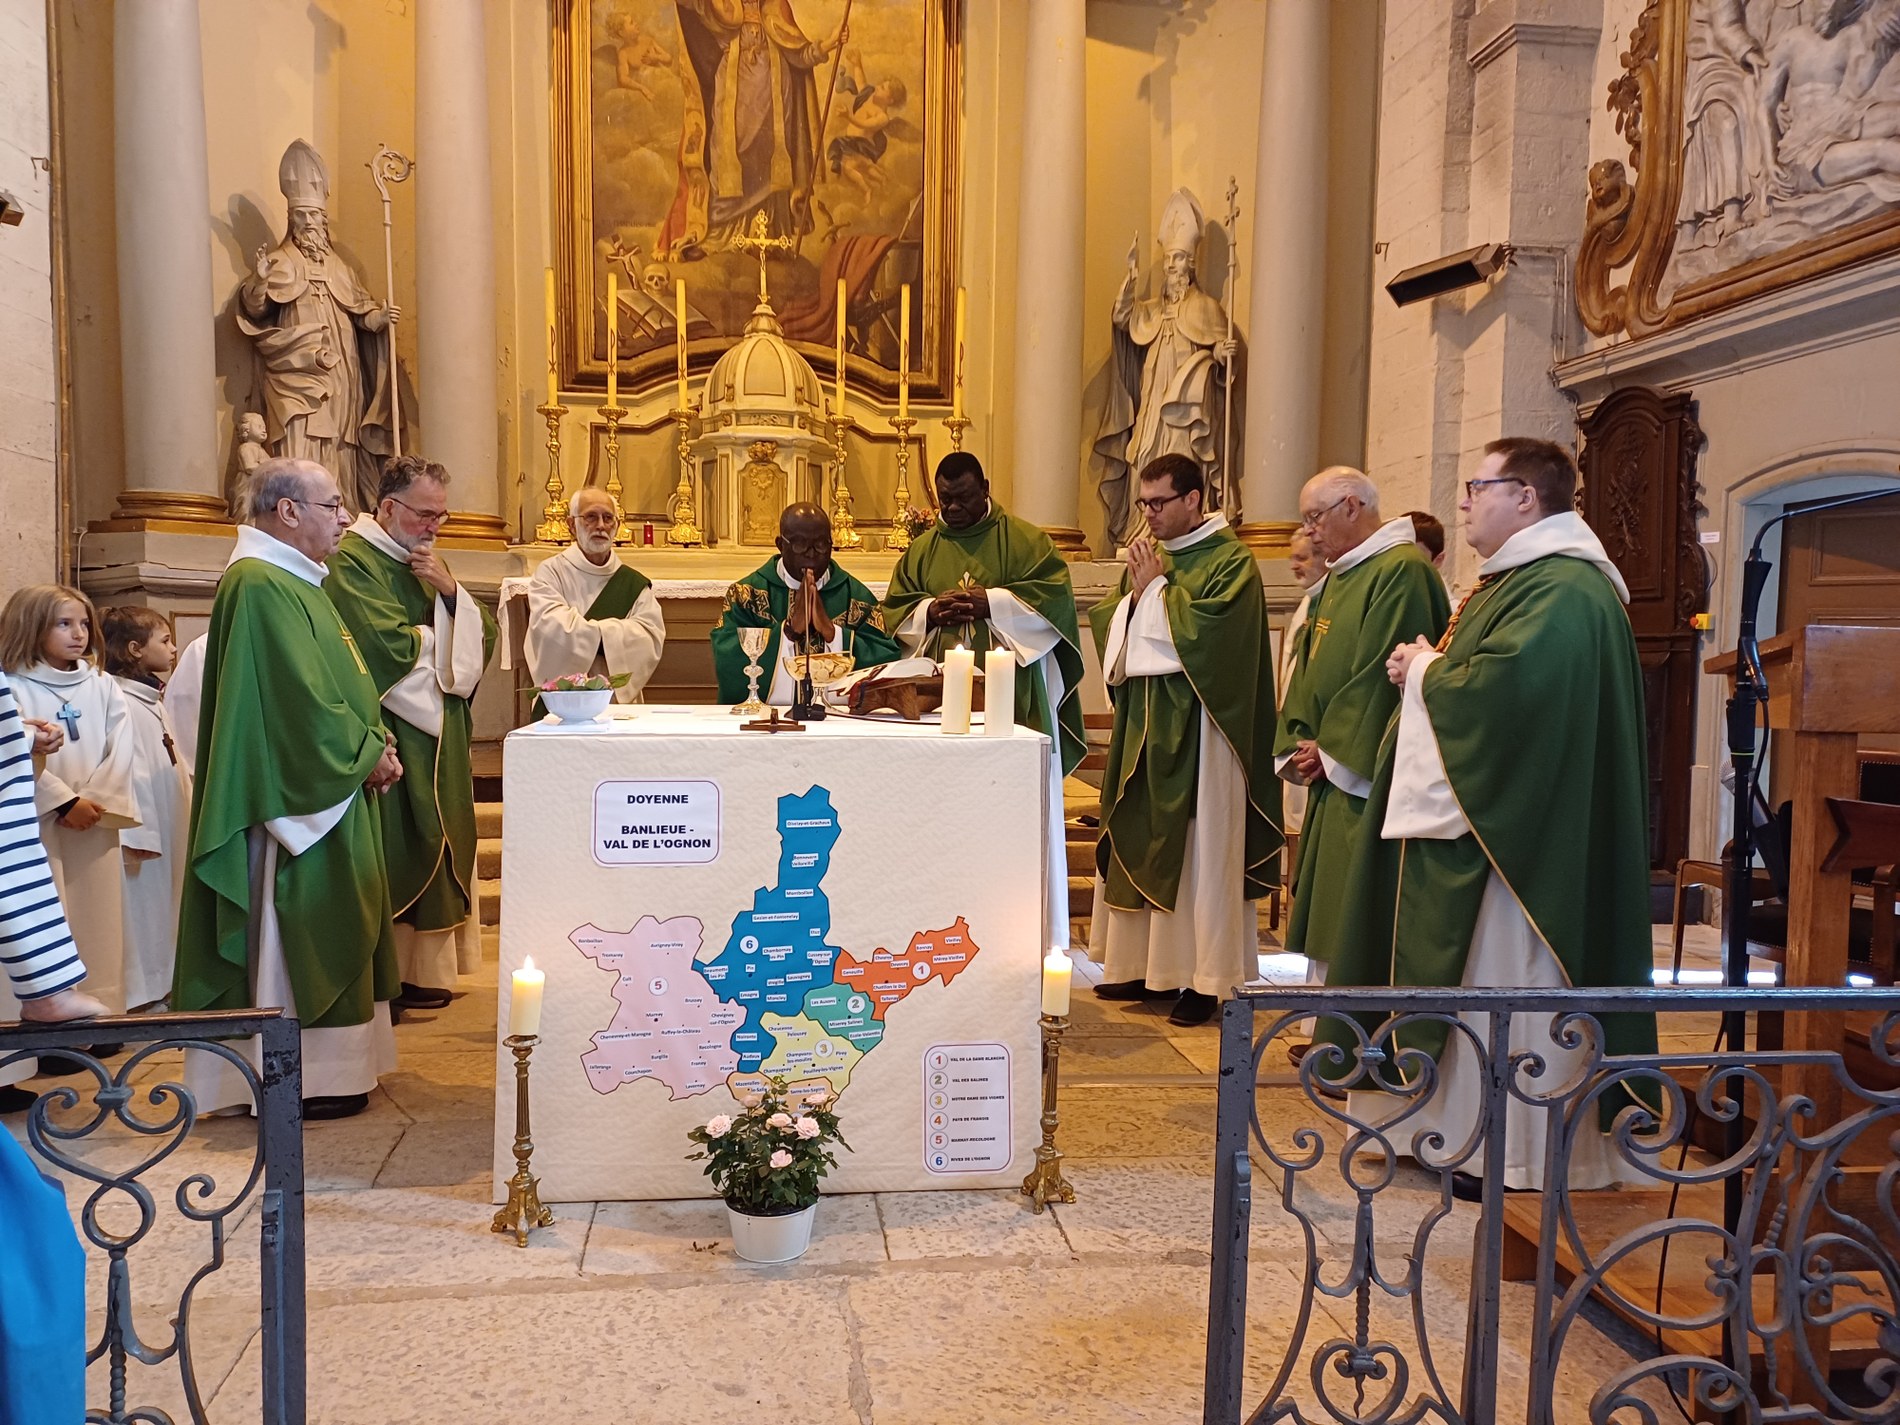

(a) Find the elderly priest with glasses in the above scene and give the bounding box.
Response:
[325,454,497,1017]
[524,487,667,708]
[1087,454,1281,1027]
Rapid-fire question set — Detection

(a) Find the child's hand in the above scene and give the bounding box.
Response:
[25,717,63,756]
[58,797,104,831]
[123,847,161,864]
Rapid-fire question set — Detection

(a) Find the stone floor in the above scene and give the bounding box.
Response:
[4,922,1749,1424]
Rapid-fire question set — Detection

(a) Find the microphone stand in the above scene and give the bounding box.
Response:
[791,573,826,722]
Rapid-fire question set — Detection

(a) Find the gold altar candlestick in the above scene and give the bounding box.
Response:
[666,405,703,547]
[533,402,572,545]
[600,403,631,544]
[830,414,861,549]
[1020,1013,1076,1212]
[492,1034,555,1246]
[944,414,972,453]
[889,415,917,551]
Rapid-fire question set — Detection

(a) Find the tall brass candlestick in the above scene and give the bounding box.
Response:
[600,403,632,544]
[889,415,917,551]
[492,1034,556,1246]
[944,414,972,453]
[534,402,572,545]
[830,414,861,549]
[665,405,703,547]
[1020,1013,1076,1212]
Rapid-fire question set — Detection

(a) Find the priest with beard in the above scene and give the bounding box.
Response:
[1087,455,1281,1026]
[1314,438,1657,1196]
[525,488,667,712]
[710,503,899,705]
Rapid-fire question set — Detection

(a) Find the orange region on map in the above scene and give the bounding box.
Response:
[832,916,981,1020]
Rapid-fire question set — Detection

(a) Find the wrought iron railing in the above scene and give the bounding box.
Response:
[1,1011,305,1425]
[1204,986,1900,1425]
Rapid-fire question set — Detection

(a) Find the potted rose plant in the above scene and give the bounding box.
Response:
[536,671,627,722]
[686,1078,850,1263]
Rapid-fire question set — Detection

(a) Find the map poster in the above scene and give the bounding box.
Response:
[495,715,1047,1201]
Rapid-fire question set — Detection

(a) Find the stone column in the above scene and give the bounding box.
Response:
[111,0,225,525]
[1237,0,1330,551]
[416,0,508,544]
[1008,0,1089,556]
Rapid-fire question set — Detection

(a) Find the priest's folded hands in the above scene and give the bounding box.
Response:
[1385,635,1434,686]
[366,731,403,795]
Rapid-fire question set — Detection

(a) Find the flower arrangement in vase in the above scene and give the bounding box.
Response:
[687,1078,850,1263]
[535,671,630,722]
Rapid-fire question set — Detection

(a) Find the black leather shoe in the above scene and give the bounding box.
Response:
[1093,979,1177,1002]
[303,1093,370,1121]
[1168,990,1221,1027]
[394,983,453,1010]
[0,1085,39,1114]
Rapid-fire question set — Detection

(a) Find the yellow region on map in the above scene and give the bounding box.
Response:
[727,1011,866,1100]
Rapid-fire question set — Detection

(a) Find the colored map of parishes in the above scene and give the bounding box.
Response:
[573,916,740,1099]
[573,785,984,1105]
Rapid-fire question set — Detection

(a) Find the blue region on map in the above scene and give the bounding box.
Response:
[699,786,844,1071]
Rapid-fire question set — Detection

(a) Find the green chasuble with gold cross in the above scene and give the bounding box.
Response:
[173,554,399,1028]
[1088,519,1283,911]
[1314,545,1658,1121]
[325,531,498,934]
[709,559,901,702]
[1273,535,1448,962]
[882,503,1087,775]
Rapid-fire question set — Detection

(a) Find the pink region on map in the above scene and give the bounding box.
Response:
[572,916,740,1100]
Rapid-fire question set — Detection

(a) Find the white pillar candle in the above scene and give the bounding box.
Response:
[983,647,1016,736]
[1041,949,1072,1017]
[510,956,546,1038]
[940,645,975,735]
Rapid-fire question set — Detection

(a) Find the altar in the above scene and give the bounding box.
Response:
[492,705,1049,1202]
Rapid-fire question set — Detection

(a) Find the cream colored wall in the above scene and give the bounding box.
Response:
[0,0,60,588]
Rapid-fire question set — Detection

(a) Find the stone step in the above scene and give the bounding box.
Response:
[1068,874,1092,918]
[1066,837,1095,877]
[477,838,502,879]
[475,803,504,839]
[479,877,500,927]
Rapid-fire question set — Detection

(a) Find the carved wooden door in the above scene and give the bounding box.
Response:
[1578,387,1708,873]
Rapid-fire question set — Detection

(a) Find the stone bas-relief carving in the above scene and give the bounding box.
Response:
[1092,188,1235,551]
[236,140,402,513]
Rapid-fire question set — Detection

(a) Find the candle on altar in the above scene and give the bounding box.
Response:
[835,278,848,417]
[897,283,911,423]
[510,956,546,1038]
[952,286,966,420]
[1041,949,1072,1017]
[543,267,558,406]
[940,645,975,735]
[675,279,690,411]
[605,269,619,406]
[982,647,1015,737]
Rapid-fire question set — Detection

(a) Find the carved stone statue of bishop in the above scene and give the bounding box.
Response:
[237,140,400,513]
[1092,188,1235,549]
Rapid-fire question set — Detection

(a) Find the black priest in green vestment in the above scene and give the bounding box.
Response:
[710,503,900,704]
[1314,438,1658,1195]
[324,456,497,1011]
[1273,470,1449,980]
[1085,455,1281,1028]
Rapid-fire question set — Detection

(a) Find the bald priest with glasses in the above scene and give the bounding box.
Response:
[325,454,497,1013]
[1273,467,1448,1004]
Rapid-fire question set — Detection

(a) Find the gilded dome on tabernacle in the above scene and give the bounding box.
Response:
[701,296,824,422]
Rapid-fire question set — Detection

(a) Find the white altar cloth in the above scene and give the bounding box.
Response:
[494,704,1049,1200]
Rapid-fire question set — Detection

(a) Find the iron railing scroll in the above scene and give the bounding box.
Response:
[1,1010,306,1425]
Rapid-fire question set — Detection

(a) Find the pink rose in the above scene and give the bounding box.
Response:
[767,1112,793,1129]
[768,1148,793,1170]
[804,1092,828,1106]
[704,1114,732,1138]
[794,1116,821,1140]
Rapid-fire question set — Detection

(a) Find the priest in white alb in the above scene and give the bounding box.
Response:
[524,488,666,711]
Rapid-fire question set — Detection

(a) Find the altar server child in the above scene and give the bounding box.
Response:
[101,606,191,1011]
[0,585,141,1012]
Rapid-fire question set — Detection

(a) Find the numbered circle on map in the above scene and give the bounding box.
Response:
[741,935,760,953]
[930,1092,947,1109]
[817,1040,835,1057]
[848,995,867,1014]
[930,1072,946,1087]
[912,962,930,981]
[648,977,669,996]
[931,1133,946,1147]
[931,1052,946,1068]
[932,1154,946,1169]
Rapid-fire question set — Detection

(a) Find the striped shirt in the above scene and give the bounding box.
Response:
[0,672,84,1000]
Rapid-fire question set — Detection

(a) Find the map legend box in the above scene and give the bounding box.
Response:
[922,1044,1012,1174]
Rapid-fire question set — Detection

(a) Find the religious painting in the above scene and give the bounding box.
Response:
[1578,0,1900,339]
[553,0,960,397]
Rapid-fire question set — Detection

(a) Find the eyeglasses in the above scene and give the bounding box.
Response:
[1299,495,1352,530]
[288,497,346,516]
[389,495,449,526]
[1134,491,1188,515]
[1463,476,1525,499]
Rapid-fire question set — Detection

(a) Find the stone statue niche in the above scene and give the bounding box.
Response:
[1091,187,1237,551]
[235,139,402,514]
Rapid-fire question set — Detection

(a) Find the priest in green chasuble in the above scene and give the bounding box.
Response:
[324,456,497,1011]
[1087,455,1282,1027]
[525,488,666,707]
[883,453,1088,945]
[174,459,403,1120]
[710,503,899,704]
[1316,438,1657,1194]
[1273,470,1449,996]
